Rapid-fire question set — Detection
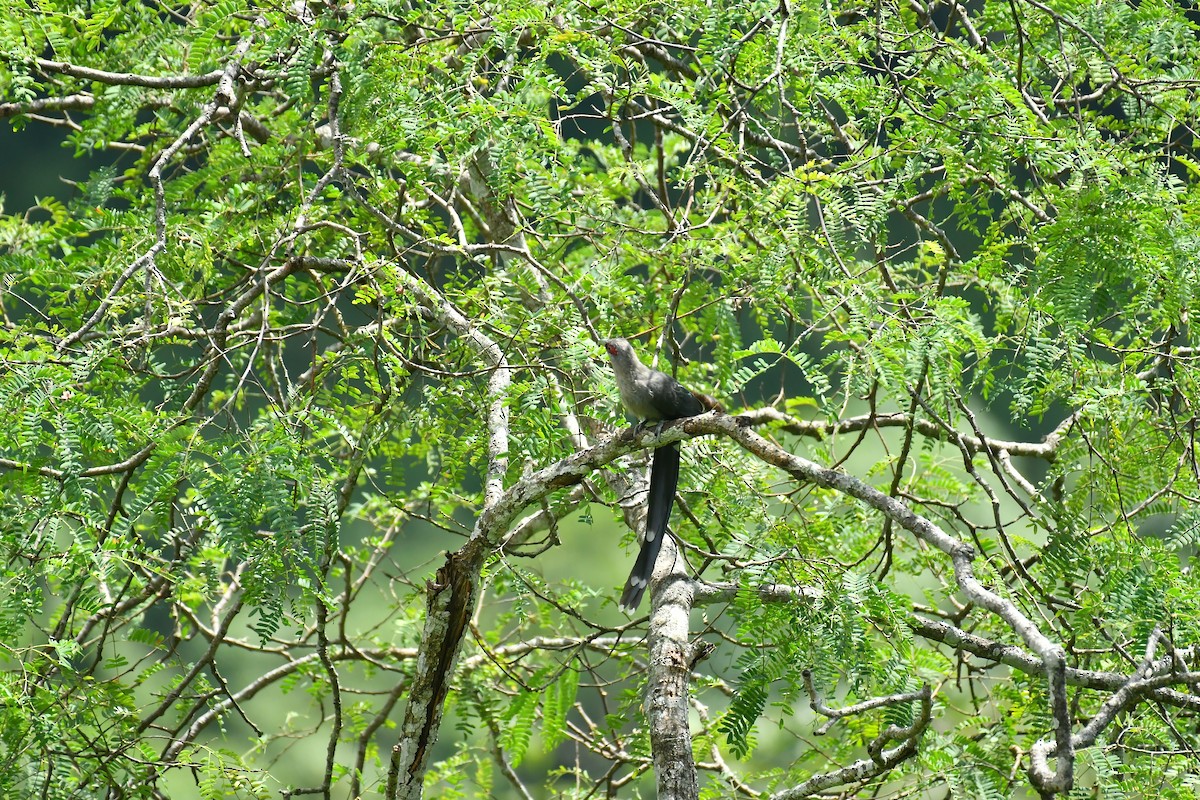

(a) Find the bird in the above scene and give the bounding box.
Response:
[603,337,718,610]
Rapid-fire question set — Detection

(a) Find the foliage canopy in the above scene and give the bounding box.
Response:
[4,0,1200,797]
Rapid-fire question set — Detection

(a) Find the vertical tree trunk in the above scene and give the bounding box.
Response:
[644,538,699,800]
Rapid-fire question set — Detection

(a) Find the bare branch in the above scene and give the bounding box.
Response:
[33,57,224,88]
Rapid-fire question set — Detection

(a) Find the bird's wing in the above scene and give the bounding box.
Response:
[644,369,706,420]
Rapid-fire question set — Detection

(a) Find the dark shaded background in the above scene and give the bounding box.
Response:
[1,124,97,212]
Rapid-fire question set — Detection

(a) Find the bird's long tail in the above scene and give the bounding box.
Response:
[621,442,679,610]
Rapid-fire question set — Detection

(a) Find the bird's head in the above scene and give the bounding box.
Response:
[603,338,630,358]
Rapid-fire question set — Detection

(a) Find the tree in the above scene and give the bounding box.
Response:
[4,0,1200,797]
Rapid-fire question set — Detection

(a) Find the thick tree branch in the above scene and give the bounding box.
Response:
[32,57,224,87]
[739,406,1077,460]
[0,92,94,119]
[382,258,512,799]
[644,536,699,800]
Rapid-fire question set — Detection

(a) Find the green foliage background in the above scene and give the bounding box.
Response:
[3,0,1200,796]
